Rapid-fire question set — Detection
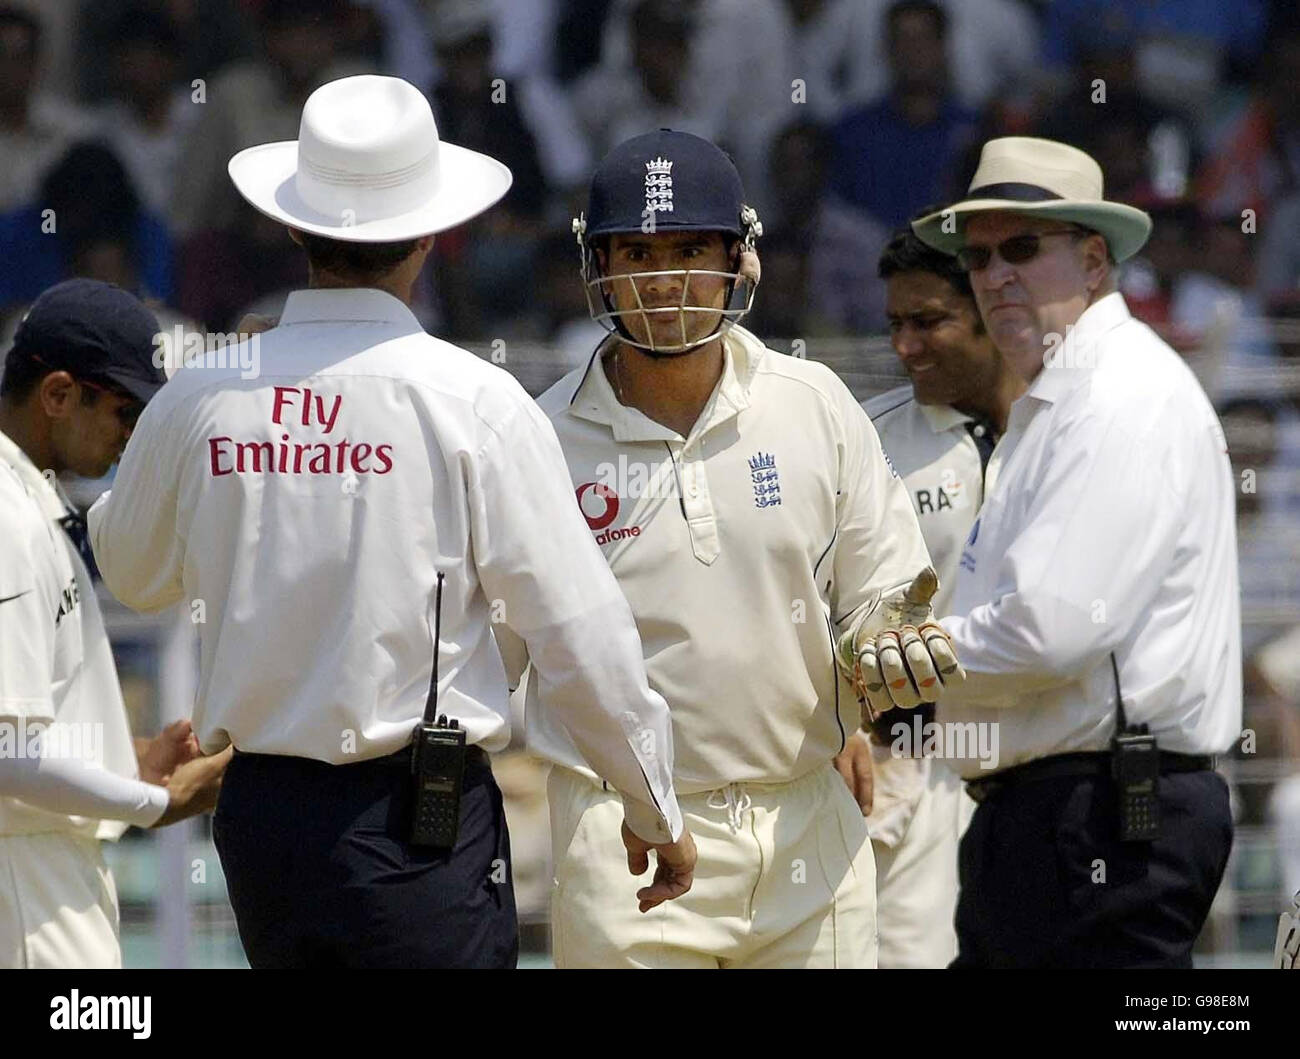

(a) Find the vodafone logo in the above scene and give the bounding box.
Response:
[576,481,620,530]
[575,481,642,544]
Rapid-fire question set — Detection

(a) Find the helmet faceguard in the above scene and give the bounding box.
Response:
[571,204,763,354]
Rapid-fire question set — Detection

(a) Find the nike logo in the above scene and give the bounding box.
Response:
[0,591,30,604]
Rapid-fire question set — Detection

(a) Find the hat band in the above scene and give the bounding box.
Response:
[965,182,1064,202]
[300,150,435,190]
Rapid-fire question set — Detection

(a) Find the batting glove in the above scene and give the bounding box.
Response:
[835,567,966,722]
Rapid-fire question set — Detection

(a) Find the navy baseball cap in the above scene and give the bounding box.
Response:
[8,279,166,403]
[586,129,747,239]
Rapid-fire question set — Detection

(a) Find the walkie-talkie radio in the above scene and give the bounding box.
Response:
[1109,653,1160,842]
[409,572,467,848]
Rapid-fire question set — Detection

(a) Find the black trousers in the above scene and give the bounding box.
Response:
[212,746,517,968]
[953,769,1232,968]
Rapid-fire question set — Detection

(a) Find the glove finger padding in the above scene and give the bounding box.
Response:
[873,630,922,710]
[900,625,942,702]
[854,641,893,720]
[919,621,966,689]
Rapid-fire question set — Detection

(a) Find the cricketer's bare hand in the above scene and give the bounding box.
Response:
[832,729,874,815]
[621,821,697,913]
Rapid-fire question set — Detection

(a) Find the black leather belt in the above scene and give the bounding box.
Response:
[966,750,1215,805]
[232,743,488,777]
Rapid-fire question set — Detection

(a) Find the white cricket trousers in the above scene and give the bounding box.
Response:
[0,832,121,968]
[549,762,877,968]
[869,754,975,968]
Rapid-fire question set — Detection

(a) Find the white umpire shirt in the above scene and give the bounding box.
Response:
[87,288,682,843]
[939,292,1242,779]
[0,430,164,838]
[499,324,933,795]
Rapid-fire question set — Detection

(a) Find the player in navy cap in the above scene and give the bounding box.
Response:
[3,278,168,478]
[0,279,223,968]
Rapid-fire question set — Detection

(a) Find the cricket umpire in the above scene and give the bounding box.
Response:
[912,137,1240,968]
[88,75,693,969]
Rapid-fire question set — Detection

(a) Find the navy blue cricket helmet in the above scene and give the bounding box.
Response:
[572,129,763,352]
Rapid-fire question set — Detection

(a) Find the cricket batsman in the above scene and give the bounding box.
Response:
[499,129,965,968]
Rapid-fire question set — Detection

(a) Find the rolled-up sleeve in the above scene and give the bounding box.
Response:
[87,397,186,614]
[942,412,1182,706]
[468,397,683,844]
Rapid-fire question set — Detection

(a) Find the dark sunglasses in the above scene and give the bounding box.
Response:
[955,227,1086,272]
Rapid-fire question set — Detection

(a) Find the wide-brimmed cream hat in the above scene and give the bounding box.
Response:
[228,74,512,242]
[912,137,1152,262]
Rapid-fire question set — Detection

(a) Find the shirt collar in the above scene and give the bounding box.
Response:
[1025,291,1131,404]
[277,288,424,331]
[917,401,974,434]
[0,428,74,521]
[564,325,764,442]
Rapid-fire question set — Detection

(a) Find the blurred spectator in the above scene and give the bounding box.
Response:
[589,0,792,197]
[791,0,1038,116]
[555,0,613,83]
[76,0,257,104]
[572,0,717,160]
[169,0,371,238]
[1168,211,1277,393]
[426,0,589,210]
[0,141,174,313]
[3,0,78,105]
[429,4,547,220]
[519,229,607,369]
[1221,395,1300,652]
[1042,0,1268,114]
[827,0,976,230]
[177,202,305,331]
[743,232,830,340]
[0,6,93,211]
[1120,196,1203,352]
[763,120,889,333]
[93,5,201,228]
[768,0,881,124]
[351,0,436,86]
[425,2,549,337]
[1197,24,1300,221]
[1256,193,1300,304]
[1038,51,1194,203]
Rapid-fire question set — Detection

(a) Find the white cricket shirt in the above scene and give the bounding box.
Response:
[939,293,1243,778]
[863,386,990,618]
[88,288,682,843]
[505,325,932,795]
[0,431,153,839]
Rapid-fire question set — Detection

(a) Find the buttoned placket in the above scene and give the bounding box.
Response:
[571,337,755,566]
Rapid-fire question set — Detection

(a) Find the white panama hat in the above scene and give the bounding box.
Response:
[911,137,1153,263]
[227,74,512,242]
